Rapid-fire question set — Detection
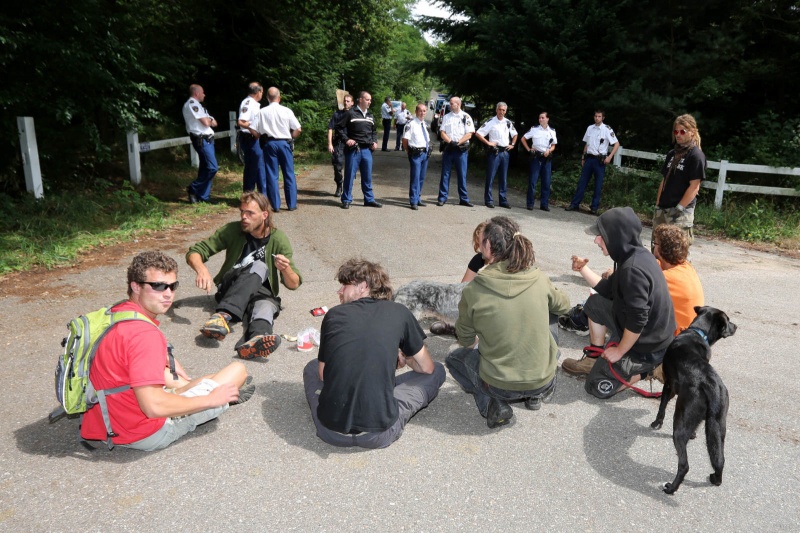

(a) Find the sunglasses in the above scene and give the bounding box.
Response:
[139,280,180,292]
[673,129,689,135]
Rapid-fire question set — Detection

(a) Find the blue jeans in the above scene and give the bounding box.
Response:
[342,146,375,204]
[408,151,429,205]
[569,157,606,211]
[438,148,470,203]
[240,133,266,194]
[189,137,218,201]
[526,156,553,208]
[484,150,509,205]
[264,140,296,210]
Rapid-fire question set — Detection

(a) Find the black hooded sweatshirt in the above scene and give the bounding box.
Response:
[593,207,675,355]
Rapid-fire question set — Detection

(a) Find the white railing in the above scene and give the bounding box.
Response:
[612,147,800,209]
[127,111,238,185]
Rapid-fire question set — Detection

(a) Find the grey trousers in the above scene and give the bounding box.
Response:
[303,359,445,449]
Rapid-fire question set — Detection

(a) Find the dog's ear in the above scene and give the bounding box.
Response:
[693,306,704,316]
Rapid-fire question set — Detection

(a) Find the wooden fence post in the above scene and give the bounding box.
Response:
[715,160,728,210]
[229,111,237,153]
[17,117,44,199]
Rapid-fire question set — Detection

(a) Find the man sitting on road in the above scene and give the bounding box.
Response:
[80,251,252,451]
[303,258,445,449]
[561,207,675,398]
[447,216,570,428]
[187,191,302,359]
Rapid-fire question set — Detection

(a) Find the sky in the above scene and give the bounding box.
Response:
[411,0,465,44]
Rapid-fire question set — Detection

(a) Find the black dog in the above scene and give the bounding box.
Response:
[650,306,737,494]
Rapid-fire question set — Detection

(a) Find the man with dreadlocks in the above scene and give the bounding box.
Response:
[446,216,570,429]
[653,114,706,247]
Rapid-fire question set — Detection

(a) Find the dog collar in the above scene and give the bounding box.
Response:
[687,326,709,344]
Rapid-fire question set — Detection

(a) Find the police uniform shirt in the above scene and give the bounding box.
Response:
[477,117,518,148]
[583,123,618,156]
[381,102,394,120]
[395,108,412,126]
[441,111,475,141]
[253,102,301,139]
[403,117,430,148]
[238,97,261,133]
[182,98,214,135]
[523,125,557,152]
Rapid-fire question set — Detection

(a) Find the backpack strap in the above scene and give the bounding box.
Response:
[95,385,130,450]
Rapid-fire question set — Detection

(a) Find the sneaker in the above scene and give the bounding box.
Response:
[187,187,199,205]
[200,313,230,340]
[558,304,589,336]
[236,334,281,360]
[487,398,513,428]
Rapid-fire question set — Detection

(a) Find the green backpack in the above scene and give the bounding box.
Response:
[51,302,174,449]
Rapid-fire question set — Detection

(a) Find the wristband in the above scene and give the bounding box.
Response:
[676,204,685,212]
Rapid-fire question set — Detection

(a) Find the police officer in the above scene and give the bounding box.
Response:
[394,102,412,151]
[327,93,353,198]
[475,102,518,209]
[335,91,383,209]
[436,96,475,207]
[238,82,266,194]
[380,96,395,152]
[183,84,218,204]
[565,109,620,215]
[520,111,557,211]
[402,103,431,210]
[252,87,302,212]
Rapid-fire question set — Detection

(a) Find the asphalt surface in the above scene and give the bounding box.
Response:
[2,129,799,531]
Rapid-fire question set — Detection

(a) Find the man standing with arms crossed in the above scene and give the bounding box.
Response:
[475,102,518,209]
[436,96,475,207]
[402,103,431,210]
[336,91,383,209]
[237,82,266,194]
[183,84,218,204]
[327,93,353,198]
[565,110,619,215]
[252,87,302,212]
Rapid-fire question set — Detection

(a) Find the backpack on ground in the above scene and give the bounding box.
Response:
[50,302,174,449]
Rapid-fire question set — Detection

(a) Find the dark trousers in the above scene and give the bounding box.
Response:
[395,123,406,150]
[240,133,266,194]
[263,140,297,210]
[526,156,553,209]
[331,141,344,185]
[215,260,281,348]
[189,137,218,202]
[382,118,392,150]
[342,146,375,204]
[569,157,606,211]
[484,150,510,205]
[437,148,470,203]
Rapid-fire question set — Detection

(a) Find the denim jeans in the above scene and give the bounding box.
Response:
[437,148,470,203]
[526,156,553,208]
[240,133,266,195]
[342,146,375,204]
[484,150,510,205]
[189,137,218,201]
[569,157,606,211]
[263,139,296,210]
[408,152,429,205]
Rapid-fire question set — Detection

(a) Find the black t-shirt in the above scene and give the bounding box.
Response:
[317,298,426,434]
[467,252,485,273]
[234,233,272,291]
[659,146,706,209]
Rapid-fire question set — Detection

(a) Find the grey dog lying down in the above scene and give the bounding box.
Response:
[393,281,466,322]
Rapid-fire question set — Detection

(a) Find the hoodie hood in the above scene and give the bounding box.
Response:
[591,207,643,263]
[472,261,542,297]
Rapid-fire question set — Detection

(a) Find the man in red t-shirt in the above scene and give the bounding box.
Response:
[81,251,251,451]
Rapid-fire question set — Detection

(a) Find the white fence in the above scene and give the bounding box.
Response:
[612,147,800,209]
[15,112,238,197]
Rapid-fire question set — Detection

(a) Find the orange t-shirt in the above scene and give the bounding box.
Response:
[663,262,705,335]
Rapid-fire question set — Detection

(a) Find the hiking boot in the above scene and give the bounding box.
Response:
[334,183,343,197]
[200,313,230,340]
[236,334,281,360]
[430,321,456,336]
[525,381,556,410]
[487,398,513,428]
[561,346,604,376]
[558,304,589,336]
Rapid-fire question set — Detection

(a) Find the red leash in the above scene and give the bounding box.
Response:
[595,342,662,398]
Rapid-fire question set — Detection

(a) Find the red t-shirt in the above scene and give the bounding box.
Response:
[80,301,168,444]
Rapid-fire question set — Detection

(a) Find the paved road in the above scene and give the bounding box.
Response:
[2,136,799,531]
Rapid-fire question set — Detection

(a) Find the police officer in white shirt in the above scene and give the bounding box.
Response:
[394,102,412,151]
[402,103,432,210]
[183,84,218,203]
[436,96,475,207]
[251,87,302,212]
[565,109,619,215]
[380,97,395,151]
[520,111,557,211]
[475,102,518,208]
[238,82,266,195]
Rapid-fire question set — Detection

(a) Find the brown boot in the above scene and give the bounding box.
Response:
[561,356,597,376]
